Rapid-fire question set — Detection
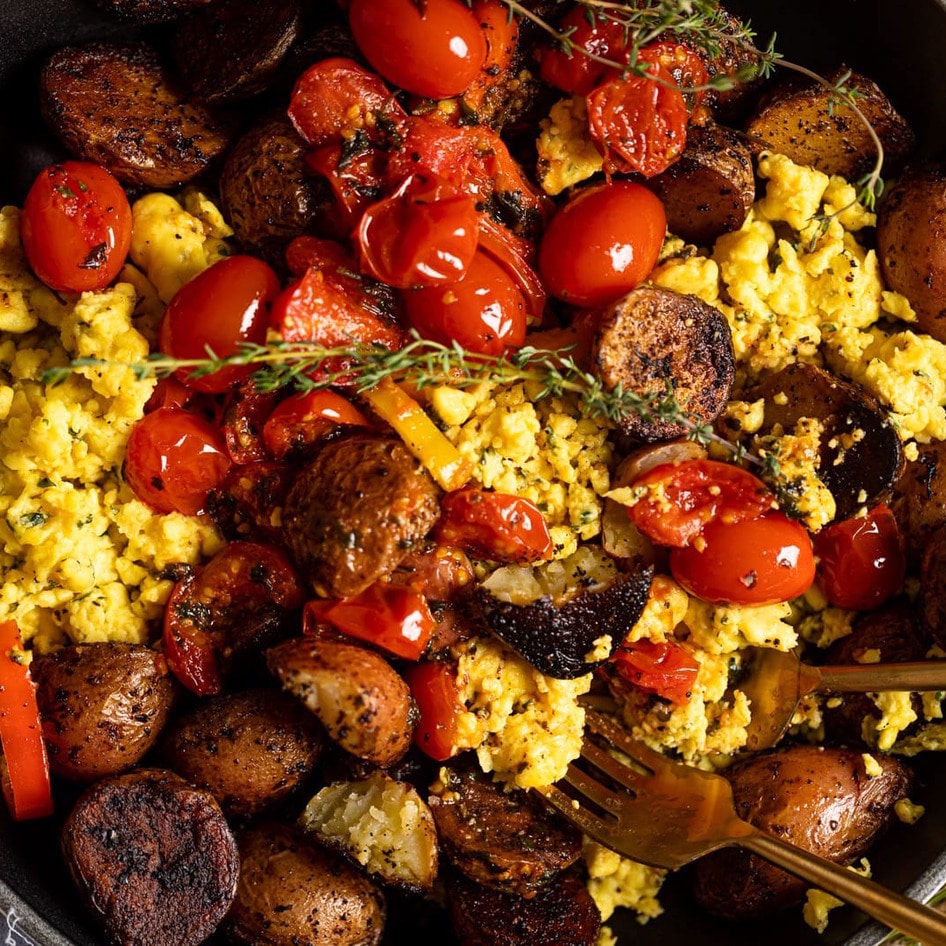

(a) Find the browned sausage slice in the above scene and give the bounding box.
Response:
[40,41,234,188]
[645,122,755,246]
[592,286,735,442]
[174,0,303,103]
[282,433,442,598]
[447,867,601,946]
[62,768,239,946]
[430,766,582,896]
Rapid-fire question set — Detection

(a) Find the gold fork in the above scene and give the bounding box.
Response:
[539,710,946,946]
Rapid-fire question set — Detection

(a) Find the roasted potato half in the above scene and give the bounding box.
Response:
[161,687,325,817]
[267,636,416,766]
[476,546,653,679]
[691,744,913,919]
[34,642,178,782]
[226,821,386,946]
[299,770,439,893]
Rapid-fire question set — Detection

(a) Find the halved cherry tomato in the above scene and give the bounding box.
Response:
[221,384,282,464]
[357,171,479,288]
[20,160,132,294]
[262,389,371,461]
[644,40,711,115]
[288,56,407,147]
[124,407,232,516]
[627,459,778,548]
[538,6,628,95]
[586,52,690,177]
[208,461,294,545]
[670,512,816,605]
[610,638,700,705]
[403,660,463,761]
[0,620,53,820]
[434,488,553,563]
[404,247,527,355]
[159,255,279,394]
[305,584,435,660]
[164,541,305,695]
[348,0,488,99]
[538,181,666,308]
[814,503,906,610]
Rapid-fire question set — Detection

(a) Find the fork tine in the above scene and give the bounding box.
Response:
[539,783,612,837]
[585,709,667,771]
[578,736,650,792]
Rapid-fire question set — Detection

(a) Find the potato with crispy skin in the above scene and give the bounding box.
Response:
[226,821,386,946]
[691,744,913,919]
[34,642,178,782]
[267,636,416,766]
[160,688,325,817]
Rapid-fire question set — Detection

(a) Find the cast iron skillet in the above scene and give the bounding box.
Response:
[1,1,946,944]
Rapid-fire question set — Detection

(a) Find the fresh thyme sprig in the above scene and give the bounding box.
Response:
[498,0,884,211]
[44,333,779,478]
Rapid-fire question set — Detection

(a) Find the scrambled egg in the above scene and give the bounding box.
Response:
[431,381,612,558]
[0,194,228,651]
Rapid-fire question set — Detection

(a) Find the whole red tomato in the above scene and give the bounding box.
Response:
[159,255,280,394]
[20,161,132,294]
[404,248,527,355]
[348,0,487,98]
[538,181,666,308]
[124,407,232,516]
[814,504,906,610]
[670,513,816,606]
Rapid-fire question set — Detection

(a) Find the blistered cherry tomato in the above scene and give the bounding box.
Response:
[538,6,627,95]
[627,459,778,548]
[404,661,463,761]
[348,0,487,99]
[538,181,666,308]
[263,390,371,461]
[586,51,691,177]
[814,503,906,610]
[305,584,435,660]
[670,513,816,605]
[221,384,282,464]
[434,488,553,563]
[160,256,279,394]
[357,171,479,288]
[20,161,132,294]
[124,408,232,516]
[405,248,527,355]
[610,638,700,705]
[164,541,305,695]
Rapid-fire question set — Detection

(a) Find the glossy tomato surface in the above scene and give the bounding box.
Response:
[670,513,816,605]
[262,389,370,461]
[538,181,667,307]
[159,255,279,394]
[348,0,487,98]
[19,161,131,294]
[123,407,232,516]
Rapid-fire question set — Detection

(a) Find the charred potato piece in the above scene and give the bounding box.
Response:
[822,602,929,747]
[692,745,913,919]
[174,0,303,103]
[226,821,385,946]
[62,768,239,946]
[592,287,735,443]
[745,68,915,179]
[282,433,442,599]
[40,41,234,188]
[34,642,177,782]
[645,122,755,246]
[267,636,415,766]
[877,163,946,342]
[430,765,581,896]
[476,547,653,679]
[447,867,601,946]
[890,439,946,564]
[95,0,212,23]
[161,688,324,817]
[218,115,332,265]
[752,362,904,522]
[299,770,439,892]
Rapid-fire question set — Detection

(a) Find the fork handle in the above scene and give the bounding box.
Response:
[739,829,946,946]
